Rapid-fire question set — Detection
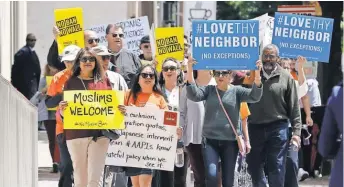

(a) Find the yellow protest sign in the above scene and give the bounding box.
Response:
[63,90,125,129]
[155,27,184,72]
[54,7,85,55]
[45,76,57,111]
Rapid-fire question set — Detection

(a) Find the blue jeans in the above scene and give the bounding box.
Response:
[247,120,289,187]
[284,127,299,187]
[202,138,238,187]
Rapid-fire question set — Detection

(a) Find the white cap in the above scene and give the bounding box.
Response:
[91,45,112,56]
[61,45,81,62]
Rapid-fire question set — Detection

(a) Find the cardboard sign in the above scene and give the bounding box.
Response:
[272,13,334,62]
[192,20,259,70]
[89,16,150,56]
[155,27,185,72]
[63,90,125,129]
[54,7,85,55]
[105,106,179,171]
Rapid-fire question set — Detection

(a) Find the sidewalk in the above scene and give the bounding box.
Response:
[38,131,330,187]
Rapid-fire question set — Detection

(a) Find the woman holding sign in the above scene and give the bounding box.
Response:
[157,57,188,187]
[59,48,112,187]
[185,55,263,187]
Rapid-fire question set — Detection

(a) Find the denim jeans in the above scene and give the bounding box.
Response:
[284,127,299,187]
[247,120,289,187]
[202,138,238,187]
[56,134,73,187]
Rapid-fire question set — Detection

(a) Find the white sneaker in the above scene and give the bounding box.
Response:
[298,168,309,181]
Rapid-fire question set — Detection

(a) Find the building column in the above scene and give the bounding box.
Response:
[0,1,12,80]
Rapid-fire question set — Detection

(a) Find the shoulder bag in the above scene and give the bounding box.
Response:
[215,87,246,155]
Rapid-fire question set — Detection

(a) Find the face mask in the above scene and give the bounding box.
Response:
[263,61,276,71]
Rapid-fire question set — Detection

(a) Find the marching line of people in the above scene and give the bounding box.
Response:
[12,21,341,187]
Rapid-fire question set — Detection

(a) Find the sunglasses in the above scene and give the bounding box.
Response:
[263,54,277,60]
[88,38,100,44]
[101,55,111,61]
[140,73,155,79]
[162,66,177,72]
[80,56,96,63]
[143,45,150,49]
[213,71,230,77]
[112,33,124,38]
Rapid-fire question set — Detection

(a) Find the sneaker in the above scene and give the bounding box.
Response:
[298,168,309,181]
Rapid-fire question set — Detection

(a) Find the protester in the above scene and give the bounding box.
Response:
[38,64,60,172]
[117,64,168,187]
[139,35,153,61]
[105,24,141,88]
[186,54,263,187]
[46,44,81,187]
[11,33,41,99]
[319,82,343,187]
[157,57,188,187]
[180,70,215,187]
[47,26,99,71]
[92,45,129,187]
[246,44,302,187]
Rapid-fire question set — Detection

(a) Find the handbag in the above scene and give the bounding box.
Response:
[215,87,246,156]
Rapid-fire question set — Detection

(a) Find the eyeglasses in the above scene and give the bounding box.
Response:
[213,71,230,77]
[162,66,177,72]
[263,54,277,60]
[80,56,96,63]
[88,38,100,44]
[112,33,124,38]
[143,45,150,49]
[140,73,155,79]
[101,55,111,61]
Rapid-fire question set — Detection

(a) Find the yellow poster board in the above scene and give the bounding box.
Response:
[63,90,125,129]
[46,76,57,111]
[154,27,184,72]
[54,7,85,55]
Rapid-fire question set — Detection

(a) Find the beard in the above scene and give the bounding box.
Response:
[263,61,277,72]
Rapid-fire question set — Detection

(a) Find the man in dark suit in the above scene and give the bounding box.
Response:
[11,33,41,99]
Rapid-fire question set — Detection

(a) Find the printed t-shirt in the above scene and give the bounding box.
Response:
[124,91,168,110]
[47,69,72,136]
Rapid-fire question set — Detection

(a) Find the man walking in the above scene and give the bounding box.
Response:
[11,33,41,99]
[246,44,302,187]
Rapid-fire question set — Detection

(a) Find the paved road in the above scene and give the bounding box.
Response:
[38,131,330,187]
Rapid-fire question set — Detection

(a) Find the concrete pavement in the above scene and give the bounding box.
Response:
[38,131,330,187]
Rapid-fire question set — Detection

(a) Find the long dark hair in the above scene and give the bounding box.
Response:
[128,64,163,104]
[71,48,105,82]
[158,57,184,87]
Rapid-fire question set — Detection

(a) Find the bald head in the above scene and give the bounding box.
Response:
[84,30,99,48]
[26,33,37,48]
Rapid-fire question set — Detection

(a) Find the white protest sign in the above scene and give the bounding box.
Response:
[251,13,274,54]
[89,16,150,56]
[105,106,179,171]
[251,13,269,45]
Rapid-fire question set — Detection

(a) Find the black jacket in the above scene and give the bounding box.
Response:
[47,40,66,71]
[11,45,41,99]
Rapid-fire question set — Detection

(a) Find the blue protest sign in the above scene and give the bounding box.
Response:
[192,20,259,70]
[272,12,333,63]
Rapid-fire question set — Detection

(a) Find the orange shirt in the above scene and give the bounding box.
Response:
[124,91,168,110]
[291,71,298,80]
[48,69,72,136]
[240,102,251,120]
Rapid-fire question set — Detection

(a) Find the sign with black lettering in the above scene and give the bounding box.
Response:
[105,106,179,171]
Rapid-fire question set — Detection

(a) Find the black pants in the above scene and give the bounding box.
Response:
[44,120,57,163]
[186,144,206,187]
[152,151,189,187]
[57,134,73,187]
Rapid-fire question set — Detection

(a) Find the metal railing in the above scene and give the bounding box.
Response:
[0,74,38,187]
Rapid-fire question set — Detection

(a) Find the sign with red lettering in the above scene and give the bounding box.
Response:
[278,5,316,16]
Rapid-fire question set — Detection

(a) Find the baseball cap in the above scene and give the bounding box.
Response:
[61,45,81,62]
[91,45,112,56]
[140,35,150,45]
